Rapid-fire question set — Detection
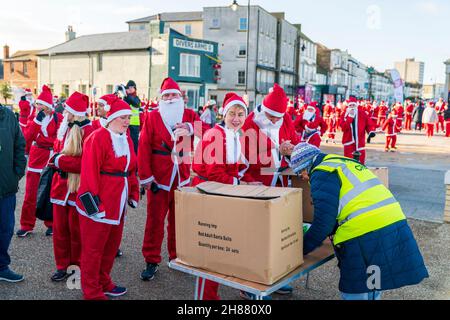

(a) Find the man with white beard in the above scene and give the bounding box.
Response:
[138,78,207,281]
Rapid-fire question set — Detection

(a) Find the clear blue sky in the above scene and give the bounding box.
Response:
[1,0,448,83]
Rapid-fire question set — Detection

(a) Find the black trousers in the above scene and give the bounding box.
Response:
[129,125,140,154]
[414,121,422,131]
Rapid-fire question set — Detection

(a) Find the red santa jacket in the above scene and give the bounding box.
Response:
[50,122,95,207]
[18,100,33,128]
[377,105,389,119]
[293,111,328,142]
[242,110,300,187]
[75,127,139,225]
[323,104,333,120]
[405,104,414,115]
[394,106,404,120]
[23,111,63,173]
[192,125,254,186]
[138,108,208,191]
[382,117,397,136]
[340,106,375,151]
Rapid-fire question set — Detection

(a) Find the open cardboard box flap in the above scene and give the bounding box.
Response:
[195,181,295,200]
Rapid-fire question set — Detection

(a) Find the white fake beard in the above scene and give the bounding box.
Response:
[158,98,184,129]
[41,114,53,137]
[109,130,130,158]
[57,113,70,141]
[224,126,241,164]
[99,117,108,128]
[303,110,316,121]
[254,110,283,146]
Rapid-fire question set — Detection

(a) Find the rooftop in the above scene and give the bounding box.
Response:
[127,11,203,24]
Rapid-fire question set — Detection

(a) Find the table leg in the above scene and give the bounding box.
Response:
[194,277,199,300]
[305,273,310,289]
[199,277,206,300]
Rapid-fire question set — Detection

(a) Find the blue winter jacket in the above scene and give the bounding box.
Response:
[303,153,429,294]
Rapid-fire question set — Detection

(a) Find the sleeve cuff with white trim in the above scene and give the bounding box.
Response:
[140,176,155,185]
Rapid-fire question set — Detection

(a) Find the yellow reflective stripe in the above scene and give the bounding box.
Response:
[338,196,398,226]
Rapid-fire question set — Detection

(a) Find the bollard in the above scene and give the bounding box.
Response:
[445,171,450,224]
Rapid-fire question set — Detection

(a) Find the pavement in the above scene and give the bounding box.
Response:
[1,130,449,300]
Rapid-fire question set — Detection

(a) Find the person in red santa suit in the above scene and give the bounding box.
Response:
[287,99,296,120]
[393,102,404,133]
[47,92,94,282]
[75,97,139,300]
[17,85,63,238]
[18,89,35,131]
[340,96,376,165]
[191,93,263,300]
[444,103,450,137]
[382,110,398,152]
[370,101,379,129]
[377,101,388,130]
[404,99,414,131]
[435,98,445,133]
[92,94,116,131]
[294,104,328,148]
[138,78,208,281]
[242,83,299,188]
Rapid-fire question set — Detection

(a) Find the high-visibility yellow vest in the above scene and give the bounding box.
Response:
[312,154,406,245]
[130,106,140,126]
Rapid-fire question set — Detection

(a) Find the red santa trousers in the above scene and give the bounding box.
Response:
[52,204,81,271]
[79,214,124,300]
[405,115,412,131]
[446,121,450,137]
[327,119,336,140]
[344,145,366,165]
[142,181,178,264]
[385,136,397,150]
[377,117,386,129]
[20,171,53,231]
[425,124,434,137]
[436,116,445,133]
[306,134,322,148]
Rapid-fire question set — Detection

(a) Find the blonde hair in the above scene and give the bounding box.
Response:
[61,115,86,193]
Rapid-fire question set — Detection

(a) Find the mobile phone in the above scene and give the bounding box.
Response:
[79,192,100,216]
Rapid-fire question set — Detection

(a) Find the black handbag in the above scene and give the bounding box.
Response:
[36,166,55,221]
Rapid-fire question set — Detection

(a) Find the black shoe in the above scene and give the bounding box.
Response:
[45,227,53,236]
[51,270,69,282]
[141,263,158,281]
[116,249,123,258]
[16,229,32,238]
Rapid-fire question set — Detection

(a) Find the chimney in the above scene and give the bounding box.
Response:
[65,26,76,42]
[3,45,9,59]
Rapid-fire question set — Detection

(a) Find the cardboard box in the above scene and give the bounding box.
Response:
[175,182,303,285]
[262,166,390,223]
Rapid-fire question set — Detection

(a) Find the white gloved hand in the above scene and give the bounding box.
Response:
[173,128,190,140]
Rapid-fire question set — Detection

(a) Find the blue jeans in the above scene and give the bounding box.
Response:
[341,291,382,300]
[0,195,16,272]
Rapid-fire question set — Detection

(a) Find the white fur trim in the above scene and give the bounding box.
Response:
[186,122,194,136]
[233,177,239,185]
[34,118,42,125]
[261,104,284,118]
[27,167,43,173]
[140,176,155,185]
[106,109,132,124]
[64,103,87,117]
[35,99,53,109]
[223,100,248,117]
[54,154,63,168]
[160,89,182,96]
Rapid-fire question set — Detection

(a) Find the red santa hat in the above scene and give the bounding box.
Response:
[64,92,89,117]
[98,94,117,112]
[106,97,132,124]
[348,96,358,107]
[222,92,248,116]
[159,77,182,96]
[35,85,54,109]
[24,88,33,96]
[261,83,288,117]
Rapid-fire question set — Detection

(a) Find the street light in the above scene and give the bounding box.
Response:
[231,0,238,11]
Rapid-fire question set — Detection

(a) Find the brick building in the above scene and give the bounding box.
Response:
[3,45,40,94]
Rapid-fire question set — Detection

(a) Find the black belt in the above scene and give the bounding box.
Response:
[100,171,129,177]
[32,142,53,151]
[197,175,208,181]
[153,150,184,157]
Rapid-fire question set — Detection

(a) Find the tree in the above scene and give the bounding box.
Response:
[0,82,13,104]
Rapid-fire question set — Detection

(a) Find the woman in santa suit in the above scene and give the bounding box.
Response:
[75,96,140,300]
[294,104,328,148]
[91,94,115,131]
[191,93,260,300]
[47,92,94,282]
[17,85,63,237]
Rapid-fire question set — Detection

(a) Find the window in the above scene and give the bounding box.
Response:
[211,18,220,29]
[238,71,246,85]
[238,44,247,56]
[239,18,248,31]
[185,24,192,36]
[79,84,87,94]
[97,53,103,72]
[62,85,69,97]
[106,85,114,94]
[23,62,28,76]
[180,53,200,77]
[10,62,14,73]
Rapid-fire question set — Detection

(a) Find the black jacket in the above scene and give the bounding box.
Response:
[412,105,424,123]
[444,106,450,121]
[0,105,26,199]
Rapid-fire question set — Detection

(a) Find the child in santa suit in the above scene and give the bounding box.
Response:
[340,97,376,165]
[191,93,261,300]
[75,97,139,300]
[17,85,63,237]
[18,89,34,130]
[48,92,94,282]
[294,105,328,148]
[138,78,209,281]
[382,111,398,152]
